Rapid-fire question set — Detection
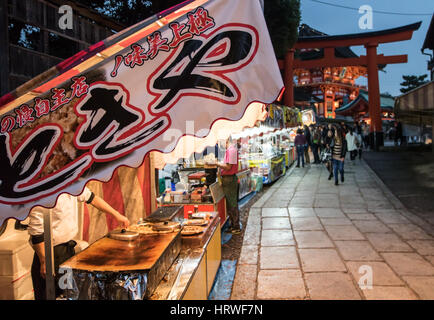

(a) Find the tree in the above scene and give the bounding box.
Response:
[264,0,301,59]
[73,0,301,59]
[400,74,429,93]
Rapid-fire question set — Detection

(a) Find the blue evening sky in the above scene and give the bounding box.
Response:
[299,0,434,96]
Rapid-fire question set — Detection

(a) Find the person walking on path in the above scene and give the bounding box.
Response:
[362,123,370,149]
[311,126,321,164]
[303,125,311,164]
[355,129,363,160]
[295,128,307,168]
[324,128,334,180]
[331,127,348,186]
[346,127,359,165]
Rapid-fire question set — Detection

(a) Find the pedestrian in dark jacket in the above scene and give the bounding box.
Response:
[303,125,311,164]
[330,127,348,185]
[325,128,334,179]
[294,128,307,168]
[311,127,321,164]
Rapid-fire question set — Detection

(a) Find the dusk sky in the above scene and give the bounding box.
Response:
[299,0,434,97]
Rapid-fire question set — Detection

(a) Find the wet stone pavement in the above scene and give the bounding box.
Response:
[230,160,434,300]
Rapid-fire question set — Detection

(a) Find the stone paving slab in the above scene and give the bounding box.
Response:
[231,160,434,300]
[239,245,258,265]
[231,264,257,300]
[288,207,316,217]
[294,231,334,248]
[365,233,413,252]
[335,241,382,261]
[257,270,306,300]
[361,286,418,300]
[320,217,353,226]
[314,208,346,218]
[261,229,294,246]
[352,220,391,233]
[382,253,434,276]
[262,217,291,230]
[305,272,361,300]
[260,246,299,269]
[407,240,434,256]
[324,225,365,241]
[346,261,404,286]
[402,276,434,299]
[291,217,323,231]
[299,248,346,272]
[262,208,289,217]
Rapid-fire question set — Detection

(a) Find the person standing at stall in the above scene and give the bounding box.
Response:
[215,137,241,234]
[295,128,307,168]
[28,187,130,300]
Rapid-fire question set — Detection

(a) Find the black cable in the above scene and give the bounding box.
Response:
[307,0,432,16]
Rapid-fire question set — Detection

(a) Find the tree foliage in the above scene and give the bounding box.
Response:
[400,74,429,93]
[73,0,301,58]
[264,0,301,59]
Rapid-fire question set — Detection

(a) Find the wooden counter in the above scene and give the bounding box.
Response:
[63,232,180,272]
[150,215,222,300]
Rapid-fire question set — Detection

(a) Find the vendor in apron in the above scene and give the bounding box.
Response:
[28,187,130,300]
[217,137,241,234]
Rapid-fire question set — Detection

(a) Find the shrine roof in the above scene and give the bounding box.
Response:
[298,24,359,60]
[335,90,395,114]
[298,22,421,44]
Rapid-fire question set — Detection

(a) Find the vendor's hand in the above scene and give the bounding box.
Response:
[116,214,130,228]
[40,260,46,279]
[340,157,345,162]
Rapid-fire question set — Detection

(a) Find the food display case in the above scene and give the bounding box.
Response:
[246,129,287,184]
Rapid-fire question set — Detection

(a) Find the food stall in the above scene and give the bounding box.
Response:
[0,0,284,301]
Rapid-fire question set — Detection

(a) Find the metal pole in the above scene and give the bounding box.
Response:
[43,211,56,300]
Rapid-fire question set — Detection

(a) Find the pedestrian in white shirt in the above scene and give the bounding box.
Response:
[345,127,359,165]
[28,187,130,300]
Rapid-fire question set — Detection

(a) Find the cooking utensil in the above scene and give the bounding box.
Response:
[109,229,139,241]
[151,221,181,232]
[181,226,204,236]
[184,219,208,226]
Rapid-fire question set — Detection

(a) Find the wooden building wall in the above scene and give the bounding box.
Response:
[0,0,124,96]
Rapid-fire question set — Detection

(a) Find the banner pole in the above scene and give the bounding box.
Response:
[43,211,56,300]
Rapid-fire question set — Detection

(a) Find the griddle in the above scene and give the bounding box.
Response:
[62,231,181,299]
[144,205,184,223]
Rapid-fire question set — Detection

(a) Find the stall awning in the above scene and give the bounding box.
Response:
[395,81,434,125]
[0,0,284,223]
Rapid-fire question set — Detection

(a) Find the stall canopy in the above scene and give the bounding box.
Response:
[395,81,434,126]
[0,0,284,224]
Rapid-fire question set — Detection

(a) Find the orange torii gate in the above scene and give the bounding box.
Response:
[283,22,421,149]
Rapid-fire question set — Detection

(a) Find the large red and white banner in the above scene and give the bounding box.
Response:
[0,0,283,223]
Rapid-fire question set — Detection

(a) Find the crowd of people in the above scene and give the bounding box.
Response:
[294,122,369,186]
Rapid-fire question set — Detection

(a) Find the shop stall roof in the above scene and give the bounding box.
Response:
[395,81,434,125]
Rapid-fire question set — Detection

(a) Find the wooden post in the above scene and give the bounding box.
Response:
[0,0,9,96]
[284,49,295,107]
[43,211,56,300]
[365,43,383,150]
